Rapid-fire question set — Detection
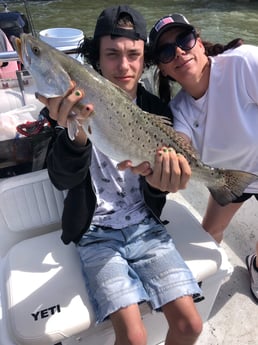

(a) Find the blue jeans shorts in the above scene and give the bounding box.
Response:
[76,217,201,323]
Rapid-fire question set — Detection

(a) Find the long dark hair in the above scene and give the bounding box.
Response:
[155,36,244,104]
[202,37,243,56]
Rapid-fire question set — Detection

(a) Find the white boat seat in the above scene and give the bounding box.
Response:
[0,169,66,257]
[0,170,233,345]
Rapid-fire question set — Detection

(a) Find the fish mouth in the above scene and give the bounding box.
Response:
[13,35,31,66]
[12,36,23,62]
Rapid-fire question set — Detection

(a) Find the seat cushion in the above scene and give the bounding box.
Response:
[2,200,231,345]
[0,169,66,256]
[3,231,93,345]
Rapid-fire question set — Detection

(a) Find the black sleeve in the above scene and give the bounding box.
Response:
[136,83,173,122]
[46,129,92,190]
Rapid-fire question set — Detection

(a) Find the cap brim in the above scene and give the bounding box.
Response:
[152,23,194,51]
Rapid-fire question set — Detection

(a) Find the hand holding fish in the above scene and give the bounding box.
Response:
[118,147,191,193]
[39,84,191,193]
[36,82,93,146]
[149,148,191,192]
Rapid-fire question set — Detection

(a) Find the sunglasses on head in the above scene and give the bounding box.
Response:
[156,29,197,64]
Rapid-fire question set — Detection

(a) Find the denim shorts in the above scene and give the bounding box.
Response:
[76,217,202,323]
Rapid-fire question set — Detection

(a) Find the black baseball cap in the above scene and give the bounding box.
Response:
[149,13,194,51]
[94,5,147,42]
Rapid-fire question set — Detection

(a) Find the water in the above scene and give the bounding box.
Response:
[5,0,258,45]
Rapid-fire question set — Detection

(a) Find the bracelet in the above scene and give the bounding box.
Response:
[55,125,65,134]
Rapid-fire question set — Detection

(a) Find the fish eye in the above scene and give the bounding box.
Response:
[32,46,40,56]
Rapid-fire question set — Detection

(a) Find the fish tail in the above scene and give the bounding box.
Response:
[208,169,258,206]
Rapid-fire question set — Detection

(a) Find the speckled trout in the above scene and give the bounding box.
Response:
[15,34,258,206]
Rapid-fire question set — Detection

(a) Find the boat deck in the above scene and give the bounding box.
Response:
[169,181,257,345]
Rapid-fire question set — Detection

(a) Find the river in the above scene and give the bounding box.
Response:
[5,0,258,45]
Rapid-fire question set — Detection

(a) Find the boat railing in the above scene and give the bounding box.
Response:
[0,50,18,61]
[0,47,80,63]
[0,48,81,106]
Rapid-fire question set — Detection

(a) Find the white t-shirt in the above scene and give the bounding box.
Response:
[90,145,150,229]
[171,44,258,193]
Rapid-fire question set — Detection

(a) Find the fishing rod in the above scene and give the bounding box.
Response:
[23,0,36,37]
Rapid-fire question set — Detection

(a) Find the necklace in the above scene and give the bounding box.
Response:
[191,89,209,129]
[191,59,210,128]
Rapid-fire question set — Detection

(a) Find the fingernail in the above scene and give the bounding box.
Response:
[75,90,81,97]
[163,148,168,153]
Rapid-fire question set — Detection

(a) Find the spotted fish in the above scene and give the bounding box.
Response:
[14,33,258,206]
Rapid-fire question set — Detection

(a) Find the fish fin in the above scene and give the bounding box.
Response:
[145,112,200,160]
[208,170,258,206]
[143,111,173,126]
[155,115,173,126]
[67,118,80,141]
[114,82,136,101]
